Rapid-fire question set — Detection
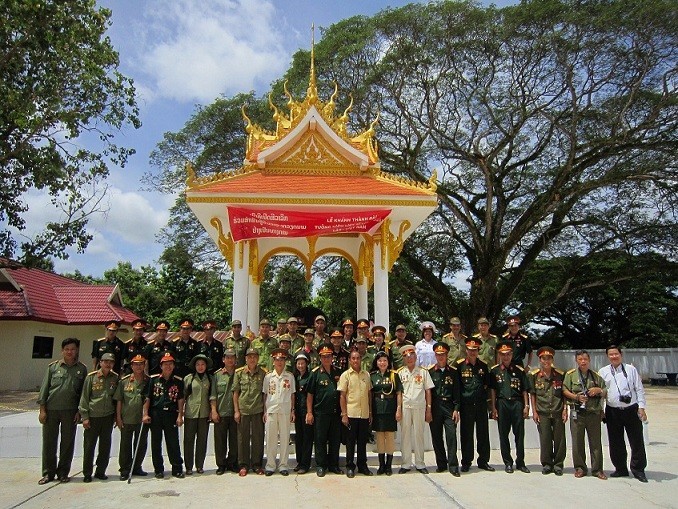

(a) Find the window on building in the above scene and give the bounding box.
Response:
[32,336,54,359]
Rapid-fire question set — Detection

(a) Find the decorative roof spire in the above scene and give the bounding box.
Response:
[306,24,318,105]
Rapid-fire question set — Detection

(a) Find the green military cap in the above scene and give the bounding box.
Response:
[100,352,115,362]
[315,315,326,322]
[477,317,490,325]
[304,328,314,335]
[395,324,407,331]
[223,348,236,357]
[449,317,461,325]
[260,318,272,326]
[287,317,298,323]
[277,318,287,324]
[245,348,259,357]
[354,336,368,343]
[231,319,242,326]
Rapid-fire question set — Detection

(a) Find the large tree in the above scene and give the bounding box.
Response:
[0,0,140,264]
[149,0,677,339]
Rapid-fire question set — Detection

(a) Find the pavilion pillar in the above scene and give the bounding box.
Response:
[231,241,250,323]
[356,282,369,321]
[247,280,260,333]
[373,238,390,328]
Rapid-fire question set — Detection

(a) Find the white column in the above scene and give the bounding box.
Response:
[373,239,390,327]
[247,280,260,332]
[356,282,369,320]
[231,241,249,323]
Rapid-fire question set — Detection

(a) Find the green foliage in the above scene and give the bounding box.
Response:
[0,0,140,263]
[511,251,678,348]
[260,257,312,322]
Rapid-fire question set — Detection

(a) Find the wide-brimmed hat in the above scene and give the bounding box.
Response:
[189,354,213,371]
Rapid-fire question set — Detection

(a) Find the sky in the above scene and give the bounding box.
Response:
[36,0,513,278]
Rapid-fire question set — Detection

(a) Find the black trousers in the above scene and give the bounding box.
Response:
[314,413,340,469]
[213,416,238,470]
[149,409,183,474]
[605,404,647,474]
[119,422,148,474]
[82,415,114,477]
[345,417,370,470]
[460,400,490,467]
[430,403,459,469]
[294,412,314,470]
[497,399,525,467]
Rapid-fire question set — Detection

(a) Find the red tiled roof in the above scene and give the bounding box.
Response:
[192,173,433,197]
[0,262,139,325]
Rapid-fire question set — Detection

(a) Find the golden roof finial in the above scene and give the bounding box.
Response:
[307,24,318,105]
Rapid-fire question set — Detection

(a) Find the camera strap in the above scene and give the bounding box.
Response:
[611,364,632,399]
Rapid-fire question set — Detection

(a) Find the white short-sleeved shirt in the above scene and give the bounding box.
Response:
[399,366,435,408]
[415,339,436,367]
[263,370,296,414]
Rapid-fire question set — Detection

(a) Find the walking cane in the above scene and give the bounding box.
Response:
[128,422,147,484]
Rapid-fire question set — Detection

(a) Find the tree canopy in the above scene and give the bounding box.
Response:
[146,0,677,346]
[0,0,140,264]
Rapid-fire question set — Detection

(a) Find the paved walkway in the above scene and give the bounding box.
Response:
[1,388,676,509]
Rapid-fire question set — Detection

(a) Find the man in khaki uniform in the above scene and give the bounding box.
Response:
[233,348,266,476]
[313,315,329,348]
[210,349,239,474]
[390,324,412,370]
[79,352,119,482]
[475,317,498,367]
[528,346,567,476]
[441,317,467,364]
[279,317,304,353]
[37,338,87,485]
[250,319,277,371]
[224,319,249,368]
[398,344,434,474]
[114,354,150,480]
[563,349,607,480]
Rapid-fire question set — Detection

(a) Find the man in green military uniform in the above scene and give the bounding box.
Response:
[295,328,320,370]
[528,346,567,476]
[279,316,304,353]
[562,349,607,480]
[428,342,461,476]
[37,337,88,485]
[390,324,412,369]
[503,316,533,368]
[210,348,238,474]
[342,318,355,350]
[144,321,175,375]
[199,318,224,373]
[79,352,119,482]
[475,317,498,367]
[122,319,148,375]
[441,317,467,364]
[329,328,350,373]
[250,318,277,371]
[313,315,329,348]
[173,318,199,378]
[456,337,495,472]
[224,319,249,368]
[91,320,125,374]
[355,336,375,372]
[143,352,185,479]
[277,335,295,372]
[114,354,150,480]
[233,348,266,476]
[273,318,287,339]
[490,341,530,474]
[306,344,344,477]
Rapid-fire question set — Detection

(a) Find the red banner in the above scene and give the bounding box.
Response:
[227,207,391,241]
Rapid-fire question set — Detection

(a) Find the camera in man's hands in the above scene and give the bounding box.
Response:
[619,394,632,404]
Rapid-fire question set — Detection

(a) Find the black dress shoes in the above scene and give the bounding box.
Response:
[505,465,514,473]
[478,463,495,472]
[329,467,344,475]
[633,472,648,483]
[132,469,148,476]
[399,468,410,474]
[518,465,530,473]
[359,467,373,476]
[346,469,355,478]
[435,467,447,473]
[416,467,429,474]
[83,476,92,483]
[450,467,460,477]
[611,470,630,478]
[461,465,470,472]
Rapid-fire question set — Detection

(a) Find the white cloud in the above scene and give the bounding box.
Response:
[136,0,288,103]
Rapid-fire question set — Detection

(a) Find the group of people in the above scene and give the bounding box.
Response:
[36,315,649,485]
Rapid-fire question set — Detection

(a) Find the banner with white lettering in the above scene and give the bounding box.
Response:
[227,207,391,241]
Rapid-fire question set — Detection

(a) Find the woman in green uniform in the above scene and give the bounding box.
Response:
[370,351,403,475]
[182,354,212,474]
[294,352,314,474]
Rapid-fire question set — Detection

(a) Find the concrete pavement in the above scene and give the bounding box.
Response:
[1,387,676,509]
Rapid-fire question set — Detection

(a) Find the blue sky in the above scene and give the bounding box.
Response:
[40,0,513,277]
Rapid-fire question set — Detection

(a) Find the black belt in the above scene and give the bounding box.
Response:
[437,397,453,401]
[378,394,395,399]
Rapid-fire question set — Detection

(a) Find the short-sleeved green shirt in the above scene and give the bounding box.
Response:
[78,369,119,419]
[477,334,498,367]
[210,369,236,417]
[489,363,527,401]
[250,336,277,371]
[114,374,149,424]
[306,365,342,415]
[441,333,467,364]
[563,368,605,412]
[37,360,88,411]
[223,335,249,368]
[183,373,211,419]
[233,365,265,415]
[528,367,565,414]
